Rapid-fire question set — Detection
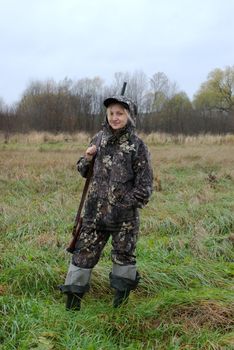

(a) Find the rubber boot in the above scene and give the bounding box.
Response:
[59,264,92,311]
[113,289,130,308]
[110,271,140,308]
[66,292,84,311]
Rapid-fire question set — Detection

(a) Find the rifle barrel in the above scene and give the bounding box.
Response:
[121,82,127,96]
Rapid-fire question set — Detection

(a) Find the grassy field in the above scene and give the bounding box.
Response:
[0,132,234,350]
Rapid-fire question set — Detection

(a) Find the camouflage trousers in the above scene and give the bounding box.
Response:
[72,219,139,269]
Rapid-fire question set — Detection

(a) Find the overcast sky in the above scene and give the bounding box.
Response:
[0,0,233,105]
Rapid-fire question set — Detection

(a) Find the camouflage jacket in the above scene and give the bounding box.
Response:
[77,123,153,226]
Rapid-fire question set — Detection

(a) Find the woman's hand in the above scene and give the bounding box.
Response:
[85,145,97,161]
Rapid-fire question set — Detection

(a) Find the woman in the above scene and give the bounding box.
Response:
[60,95,153,310]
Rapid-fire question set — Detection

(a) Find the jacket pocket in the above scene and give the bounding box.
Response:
[108,173,134,207]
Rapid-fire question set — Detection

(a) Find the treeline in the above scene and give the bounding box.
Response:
[0,67,234,136]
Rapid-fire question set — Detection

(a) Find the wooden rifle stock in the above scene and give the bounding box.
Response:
[66,216,83,253]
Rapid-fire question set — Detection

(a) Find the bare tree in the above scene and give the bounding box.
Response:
[149,72,178,113]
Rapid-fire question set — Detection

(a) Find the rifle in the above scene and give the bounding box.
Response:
[66,131,103,253]
[66,82,127,253]
[121,82,127,95]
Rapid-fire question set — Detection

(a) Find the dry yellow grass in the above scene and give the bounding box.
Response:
[1,131,234,145]
[140,132,234,145]
[0,131,90,144]
[1,133,233,185]
[167,300,234,331]
[150,143,234,181]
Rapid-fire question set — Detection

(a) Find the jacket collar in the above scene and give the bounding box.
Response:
[102,121,134,145]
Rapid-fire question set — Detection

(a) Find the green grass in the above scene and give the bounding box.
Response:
[0,136,234,349]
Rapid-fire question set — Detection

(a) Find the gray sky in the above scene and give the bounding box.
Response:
[0,0,233,105]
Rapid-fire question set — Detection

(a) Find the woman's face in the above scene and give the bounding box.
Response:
[107,103,129,130]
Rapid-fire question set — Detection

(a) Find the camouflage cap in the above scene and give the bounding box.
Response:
[103,95,137,125]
